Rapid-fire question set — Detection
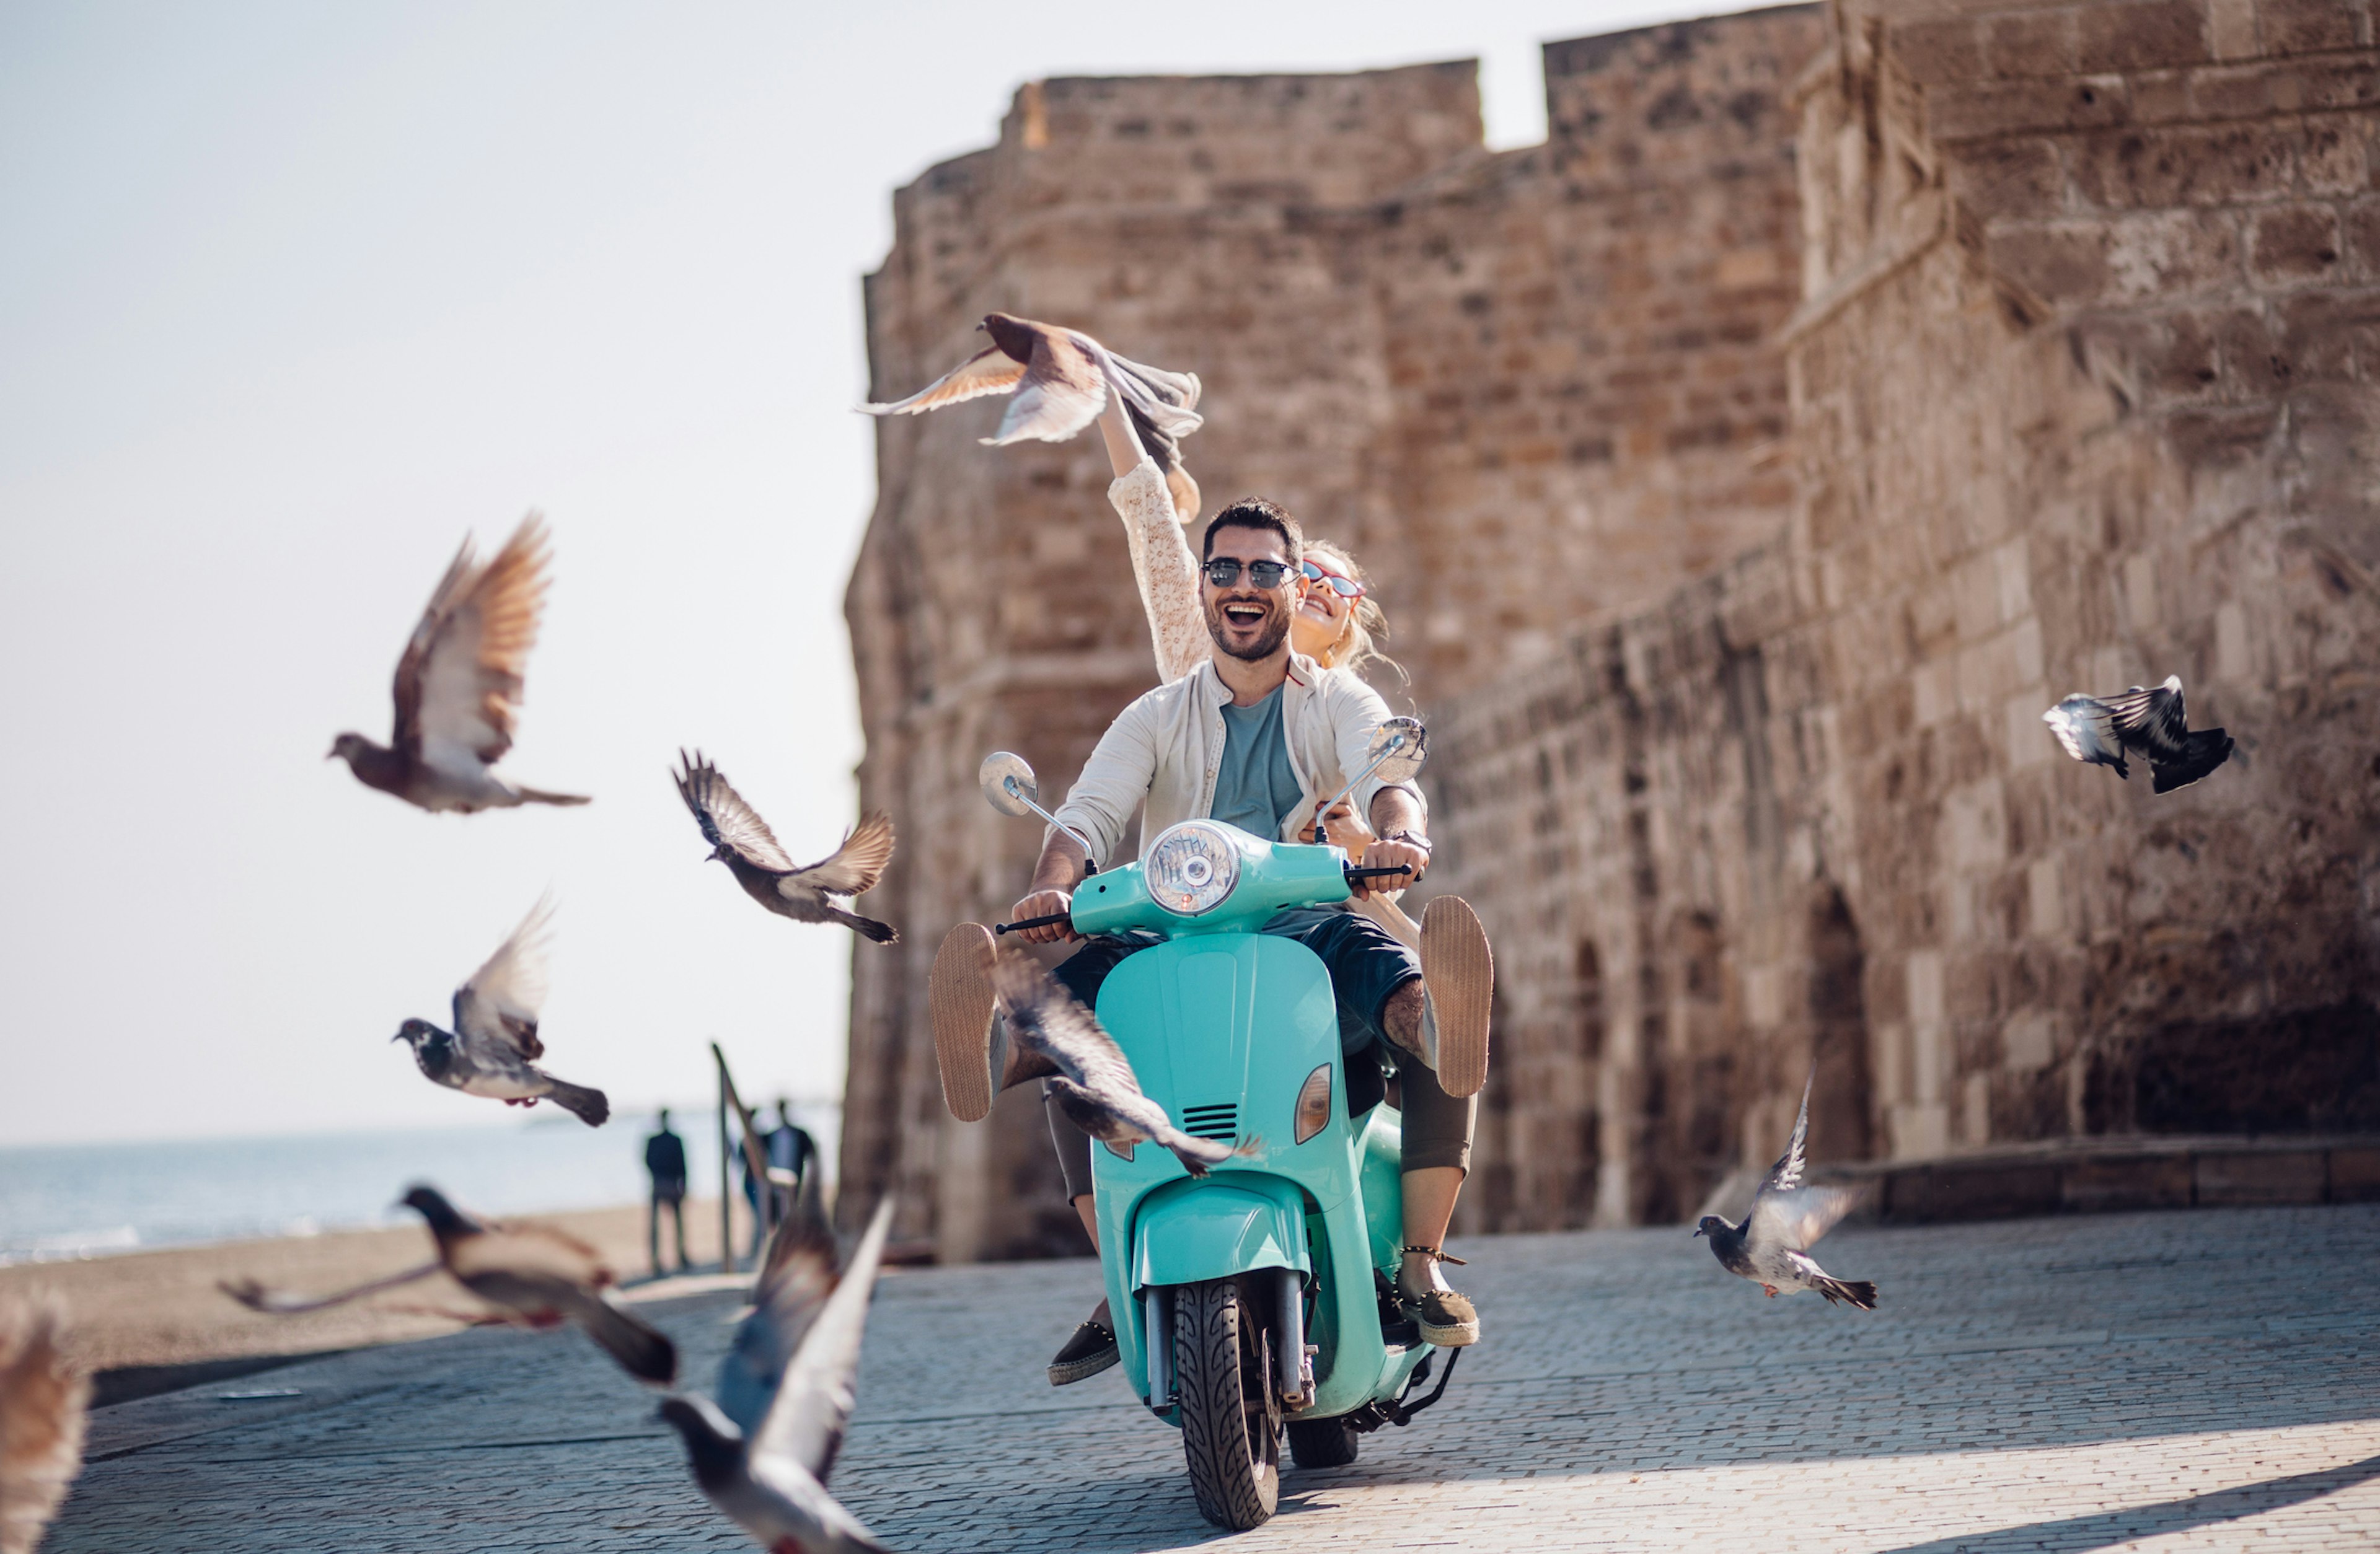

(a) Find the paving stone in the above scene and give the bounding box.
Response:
[46,1205,2380,1551]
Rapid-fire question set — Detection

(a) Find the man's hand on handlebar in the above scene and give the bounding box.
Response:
[1007,889,1078,944]
[1352,835,1429,900]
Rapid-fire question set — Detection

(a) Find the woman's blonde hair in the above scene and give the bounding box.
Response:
[1305,540,1404,687]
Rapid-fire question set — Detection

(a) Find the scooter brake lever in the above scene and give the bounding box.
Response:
[994,911,1075,935]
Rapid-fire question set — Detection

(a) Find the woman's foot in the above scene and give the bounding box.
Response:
[1396,1247,1480,1348]
[1048,1297,1119,1386]
[1419,897,1493,1097]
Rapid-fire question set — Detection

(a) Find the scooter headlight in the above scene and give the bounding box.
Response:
[1145,821,1242,916]
[1294,1063,1333,1144]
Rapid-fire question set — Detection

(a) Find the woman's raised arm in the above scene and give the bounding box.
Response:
[1098,394,1207,682]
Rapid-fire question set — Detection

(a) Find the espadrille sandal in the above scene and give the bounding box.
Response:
[1397,1245,1481,1347]
[1419,897,1493,1097]
[1047,1318,1119,1386]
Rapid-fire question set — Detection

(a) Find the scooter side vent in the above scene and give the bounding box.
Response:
[1179,1103,1239,1141]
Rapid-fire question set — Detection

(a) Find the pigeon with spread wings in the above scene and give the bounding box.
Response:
[860,312,1202,485]
[392,897,609,1125]
[0,1302,88,1554]
[674,751,899,944]
[330,514,589,812]
[659,1199,897,1554]
[223,1185,675,1385]
[990,951,1248,1177]
[1695,1069,1876,1309]
[2042,674,2234,793]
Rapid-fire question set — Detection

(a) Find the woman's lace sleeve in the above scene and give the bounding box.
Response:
[1109,458,1207,682]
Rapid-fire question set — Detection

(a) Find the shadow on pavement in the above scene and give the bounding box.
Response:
[1874,1452,2380,1552]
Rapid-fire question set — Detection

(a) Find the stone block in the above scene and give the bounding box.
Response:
[2028,854,2068,933]
[2077,0,2216,72]
[1990,9,2084,77]
[1929,76,2134,141]
[2257,0,2365,54]
[2249,201,2346,284]
[2064,1151,2197,1208]
[2162,401,2283,463]
[2195,1146,2328,1202]
[1988,221,2113,303]
[1897,1160,2065,1221]
[2107,209,2244,298]
[2296,116,2372,195]
[2209,0,2261,57]
[2330,1143,2380,1200]
[1892,15,1986,84]
[2277,285,2380,377]
[2351,198,2380,277]
[2003,1010,2058,1069]
[1948,137,2071,221]
[2071,123,2296,210]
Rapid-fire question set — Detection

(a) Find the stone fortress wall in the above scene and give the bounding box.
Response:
[842,0,2380,1258]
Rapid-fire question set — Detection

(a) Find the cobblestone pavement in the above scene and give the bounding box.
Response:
[50,1205,2380,1552]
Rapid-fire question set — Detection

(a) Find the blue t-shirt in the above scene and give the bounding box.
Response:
[1211,685,1304,841]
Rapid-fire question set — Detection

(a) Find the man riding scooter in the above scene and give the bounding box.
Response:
[930,494,1494,1384]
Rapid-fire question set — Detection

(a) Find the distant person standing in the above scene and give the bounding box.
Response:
[644,1109,690,1276]
[743,1099,820,1256]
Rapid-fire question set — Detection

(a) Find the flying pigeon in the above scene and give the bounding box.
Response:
[860,312,1202,476]
[1695,1069,1876,1310]
[674,751,899,944]
[0,1302,88,1554]
[714,1174,839,1438]
[2042,675,2234,793]
[329,513,590,813]
[659,1199,897,1554]
[224,1185,676,1386]
[989,951,1248,1177]
[392,897,608,1126]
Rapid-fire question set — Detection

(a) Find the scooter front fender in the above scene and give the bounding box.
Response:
[1130,1175,1311,1292]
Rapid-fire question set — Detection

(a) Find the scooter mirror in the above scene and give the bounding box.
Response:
[1367,717,1428,786]
[979,751,1042,818]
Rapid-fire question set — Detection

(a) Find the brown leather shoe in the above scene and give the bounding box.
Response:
[1047,1318,1119,1386]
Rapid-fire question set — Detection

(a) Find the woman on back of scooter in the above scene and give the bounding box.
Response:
[931,393,1492,1389]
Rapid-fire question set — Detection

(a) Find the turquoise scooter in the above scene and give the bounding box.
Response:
[979,720,1460,1530]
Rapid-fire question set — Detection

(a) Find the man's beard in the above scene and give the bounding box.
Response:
[1205,593,1292,662]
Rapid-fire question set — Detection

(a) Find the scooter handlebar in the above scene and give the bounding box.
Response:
[994,911,1074,936]
[1343,864,1416,884]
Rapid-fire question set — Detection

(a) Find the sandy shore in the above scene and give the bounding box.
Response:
[0,1198,740,1381]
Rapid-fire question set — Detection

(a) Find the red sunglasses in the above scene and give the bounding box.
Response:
[1299,560,1367,599]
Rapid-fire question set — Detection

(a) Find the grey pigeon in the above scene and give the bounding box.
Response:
[674,751,899,944]
[1695,1069,1876,1309]
[989,951,1248,1177]
[659,1200,896,1554]
[393,898,609,1126]
[860,312,1202,478]
[714,1172,837,1437]
[2042,674,2233,793]
[330,514,591,813]
[224,1186,676,1385]
[0,1302,87,1554]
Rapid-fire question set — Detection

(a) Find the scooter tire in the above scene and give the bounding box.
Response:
[1175,1278,1282,1529]
[1287,1416,1360,1468]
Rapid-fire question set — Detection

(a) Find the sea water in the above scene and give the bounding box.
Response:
[0,1104,838,1263]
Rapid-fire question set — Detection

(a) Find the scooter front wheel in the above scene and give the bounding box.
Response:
[1175,1278,1282,1529]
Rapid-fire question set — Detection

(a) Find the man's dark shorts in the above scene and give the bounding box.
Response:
[1052,905,1418,1056]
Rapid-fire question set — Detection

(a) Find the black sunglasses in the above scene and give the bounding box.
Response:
[1203,558,1295,589]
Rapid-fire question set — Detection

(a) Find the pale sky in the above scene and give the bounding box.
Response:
[0,0,1750,1148]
